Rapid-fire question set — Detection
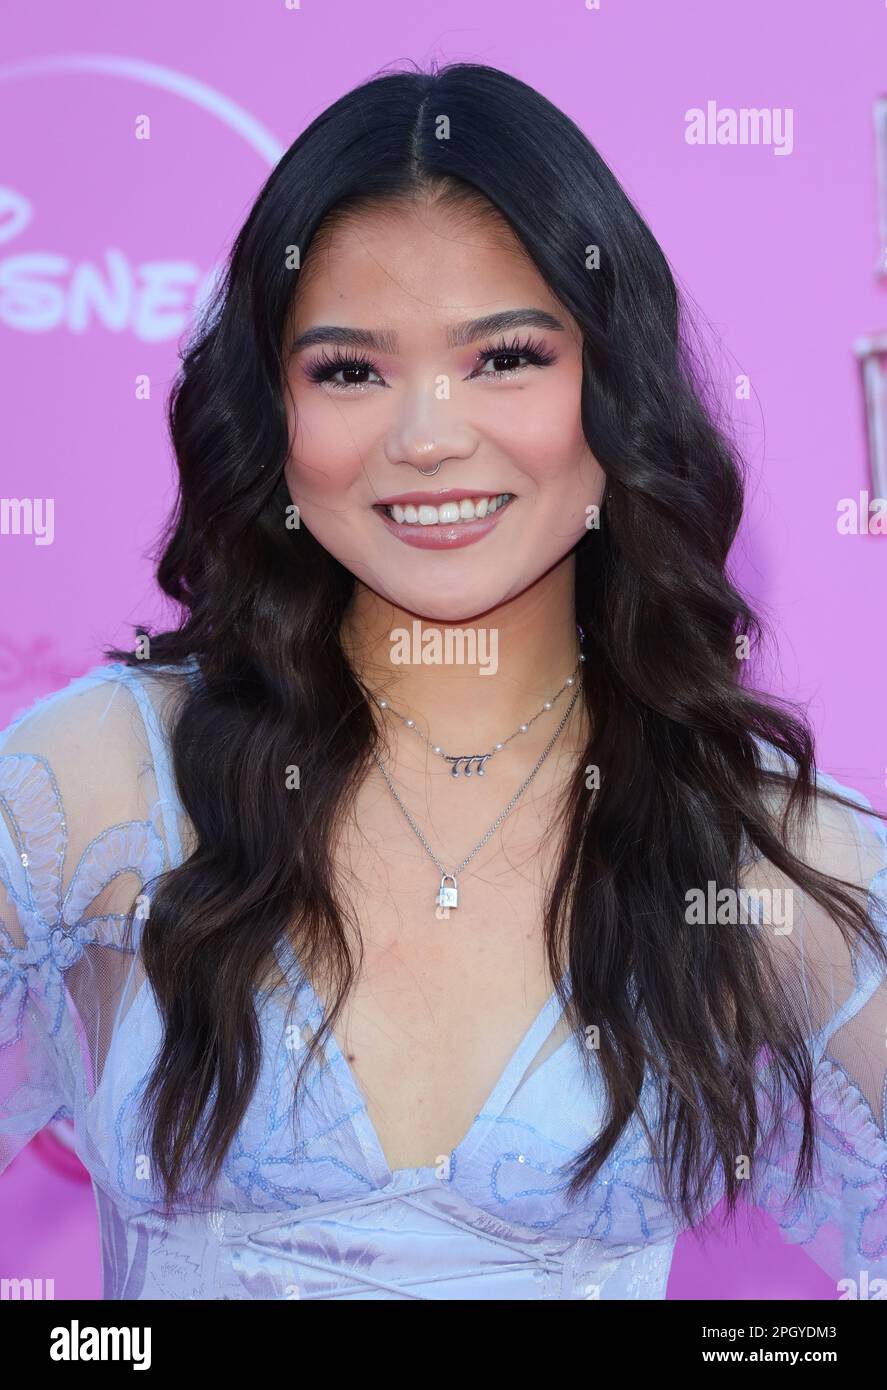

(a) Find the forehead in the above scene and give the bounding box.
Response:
[290,196,559,328]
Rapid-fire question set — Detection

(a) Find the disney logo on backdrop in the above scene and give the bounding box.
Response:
[0,635,73,697]
[0,187,223,341]
[0,53,287,341]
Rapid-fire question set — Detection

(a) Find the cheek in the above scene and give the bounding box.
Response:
[486,375,603,494]
[283,388,377,499]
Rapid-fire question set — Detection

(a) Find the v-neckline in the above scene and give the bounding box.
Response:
[138,670,577,1183]
[272,935,573,1185]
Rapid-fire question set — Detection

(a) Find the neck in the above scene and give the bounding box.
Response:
[340,556,590,770]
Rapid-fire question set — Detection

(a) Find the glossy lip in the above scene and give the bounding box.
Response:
[374,487,509,506]
[373,494,516,549]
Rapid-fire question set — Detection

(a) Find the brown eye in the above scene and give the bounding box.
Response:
[306,352,386,390]
[470,334,557,379]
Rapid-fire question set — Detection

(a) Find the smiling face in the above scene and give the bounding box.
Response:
[282,192,605,623]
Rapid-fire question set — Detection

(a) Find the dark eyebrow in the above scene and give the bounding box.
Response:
[447,309,566,348]
[289,308,565,355]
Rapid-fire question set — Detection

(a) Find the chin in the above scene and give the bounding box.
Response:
[377,589,509,625]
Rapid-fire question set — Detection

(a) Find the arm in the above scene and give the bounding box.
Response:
[0,664,179,1177]
[747,760,887,1296]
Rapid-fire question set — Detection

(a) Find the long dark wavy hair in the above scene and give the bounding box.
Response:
[105,59,887,1222]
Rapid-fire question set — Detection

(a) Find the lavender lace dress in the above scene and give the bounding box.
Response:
[1,661,885,1299]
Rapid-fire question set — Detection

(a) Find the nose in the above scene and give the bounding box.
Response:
[384,379,477,472]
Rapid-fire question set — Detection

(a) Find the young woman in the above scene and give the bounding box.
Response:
[1,61,885,1301]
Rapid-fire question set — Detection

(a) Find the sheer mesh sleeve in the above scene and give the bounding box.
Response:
[0,662,193,1184]
[744,750,887,1294]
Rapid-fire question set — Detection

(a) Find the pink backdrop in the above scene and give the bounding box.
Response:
[0,0,883,1299]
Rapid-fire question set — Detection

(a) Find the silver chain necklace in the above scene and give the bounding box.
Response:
[371,674,584,917]
[371,626,586,782]
[373,656,583,780]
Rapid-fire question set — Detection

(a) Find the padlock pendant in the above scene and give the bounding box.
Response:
[437,874,458,909]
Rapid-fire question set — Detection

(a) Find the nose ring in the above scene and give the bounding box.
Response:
[417,461,441,476]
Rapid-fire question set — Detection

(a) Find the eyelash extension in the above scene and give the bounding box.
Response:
[304,333,557,389]
[476,334,558,372]
[304,347,379,387]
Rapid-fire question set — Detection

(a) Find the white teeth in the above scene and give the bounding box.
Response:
[384,494,512,525]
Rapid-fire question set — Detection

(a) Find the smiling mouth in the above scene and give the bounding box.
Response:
[374,492,515,525]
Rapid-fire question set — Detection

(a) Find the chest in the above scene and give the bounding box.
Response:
[303,768,573,1172]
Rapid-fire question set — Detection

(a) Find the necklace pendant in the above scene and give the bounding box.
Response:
[446,753,492,779]
[437,874,458,909]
